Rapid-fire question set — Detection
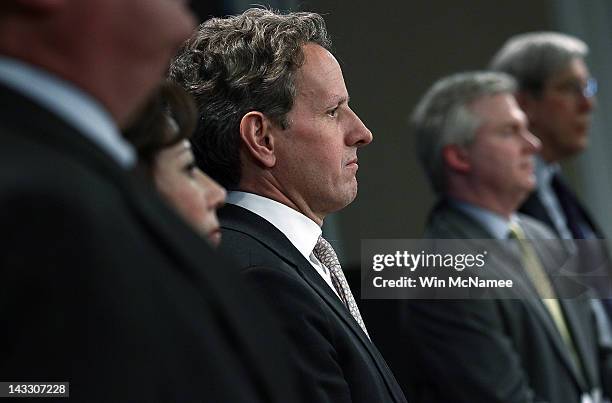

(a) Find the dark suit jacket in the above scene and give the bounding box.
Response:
[519,183,612,301]
[218,203,408,403]
[0,83,299,402]
[374,201,605,403]
[521,182,612,383]
[520,185,603,239]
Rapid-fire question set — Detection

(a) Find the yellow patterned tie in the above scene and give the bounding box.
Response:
[313,236,370,339]
[508,221,581,370]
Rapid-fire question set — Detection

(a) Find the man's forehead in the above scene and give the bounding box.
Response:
[295,44,348,102]
[549,57,589,82]
[471,92,525,124]
[301,42,335,64]
[469,92,512,112]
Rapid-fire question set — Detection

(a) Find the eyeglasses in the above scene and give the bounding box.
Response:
[551,77,598,98]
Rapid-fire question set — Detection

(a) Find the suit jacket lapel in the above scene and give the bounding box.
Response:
[219,204,403,401]
[559,298,596,388]
[519,192,557,235]
[551,175,602,239]
[219,205,368,339]
[464,234,573,355]
[292,248,404,401]
[430,202,588,389]
[297,255,374,347]
[524,224,590,389]
[521,179,604,240]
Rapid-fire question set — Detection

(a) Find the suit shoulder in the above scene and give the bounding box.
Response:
[218,226,329,314]
[424,206,474,239]
[0,130,117,202]
[219,227,296,272]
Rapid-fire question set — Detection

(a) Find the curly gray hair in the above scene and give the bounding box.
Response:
[169,8,331,188]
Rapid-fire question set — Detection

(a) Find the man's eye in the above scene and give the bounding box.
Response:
[498,125,518,137]
[183,162,197,177]
[327,107,338,117]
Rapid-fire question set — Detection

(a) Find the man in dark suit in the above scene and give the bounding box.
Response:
[170,8,407,403]
[374,71,608,402]
[0,1,299,401]
[490,32,612,317]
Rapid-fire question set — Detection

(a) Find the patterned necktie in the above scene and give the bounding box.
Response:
[313,236,370,338]
[508,221,582,372]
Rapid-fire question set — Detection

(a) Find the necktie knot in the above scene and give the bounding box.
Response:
[313,236,341,270]
[507,221,526,240]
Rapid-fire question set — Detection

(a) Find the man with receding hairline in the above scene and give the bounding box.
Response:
[171,8,407,403]
[491,33,612,316]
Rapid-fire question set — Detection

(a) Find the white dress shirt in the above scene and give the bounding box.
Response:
[0,56,135,168]
[226,191,341,297]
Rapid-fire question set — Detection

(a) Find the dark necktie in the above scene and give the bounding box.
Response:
[551,174,591,239]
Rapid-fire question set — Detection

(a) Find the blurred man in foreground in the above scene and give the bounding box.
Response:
[0,1,298,401]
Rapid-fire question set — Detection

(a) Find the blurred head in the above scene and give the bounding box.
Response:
[153,140,226,247]
[0,0,196,128]
[170,8,372,225]
[124,83,226,246]
[490,32,595,162]
[413,72,540,216]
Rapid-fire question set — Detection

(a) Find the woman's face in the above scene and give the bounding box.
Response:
[153,140,226,246]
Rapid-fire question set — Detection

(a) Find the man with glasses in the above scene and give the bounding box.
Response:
[490,32,597,239]
[491,33,612,396]
[491,33,612,314]
[383,70,609,403]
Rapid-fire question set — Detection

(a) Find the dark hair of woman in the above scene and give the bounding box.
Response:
[124,81,197,169]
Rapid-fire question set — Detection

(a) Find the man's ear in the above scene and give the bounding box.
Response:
[442,144,471,174]
[239,111,276,168]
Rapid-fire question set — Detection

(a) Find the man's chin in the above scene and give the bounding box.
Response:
[332,186,358,212]
[513,177,536,199]
[575,136,589,152]
[516,182,535,203]
[561,138,588,159]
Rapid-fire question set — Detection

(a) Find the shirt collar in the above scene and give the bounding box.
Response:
[535,155,560,189]
[226,191,322,259]
[0,56,135,168]
[450,199,517,240]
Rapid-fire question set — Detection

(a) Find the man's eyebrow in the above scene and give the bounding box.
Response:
[327,95,349,106]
